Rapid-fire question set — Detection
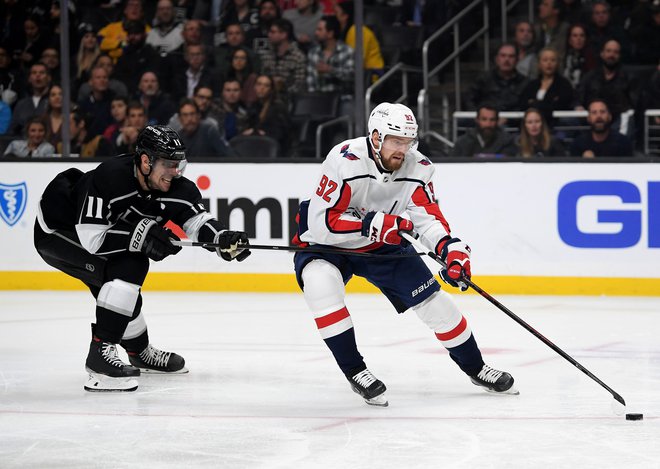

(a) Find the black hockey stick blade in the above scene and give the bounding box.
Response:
[171,240,425,259]
[400,232,627,407]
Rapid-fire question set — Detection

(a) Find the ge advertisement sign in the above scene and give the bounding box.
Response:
[558,180,659,248]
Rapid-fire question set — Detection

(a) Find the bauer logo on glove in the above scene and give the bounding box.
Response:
[437,237,471,291]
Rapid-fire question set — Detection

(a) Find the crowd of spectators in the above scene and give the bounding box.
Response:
[0,0,658,159]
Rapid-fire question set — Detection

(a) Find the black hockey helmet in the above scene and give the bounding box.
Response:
[135,125,187,176]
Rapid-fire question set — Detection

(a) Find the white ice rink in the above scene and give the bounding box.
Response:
[0,291,658,469]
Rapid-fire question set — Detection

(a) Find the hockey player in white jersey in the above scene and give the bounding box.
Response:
[293,102,517,406]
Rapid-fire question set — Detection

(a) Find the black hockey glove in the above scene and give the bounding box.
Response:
[214,230,251,262]
[129,218,182,261]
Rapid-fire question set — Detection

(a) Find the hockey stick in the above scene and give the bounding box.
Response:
[171,240,425,259]
[400,231,627,407]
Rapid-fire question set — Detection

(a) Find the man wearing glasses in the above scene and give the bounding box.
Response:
[292,103,517,406]
[34,125,250,392]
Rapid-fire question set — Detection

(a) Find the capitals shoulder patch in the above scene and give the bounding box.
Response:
[340,144,359,160]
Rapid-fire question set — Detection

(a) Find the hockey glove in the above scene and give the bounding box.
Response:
[214,230,251,262]
[361,211,414,245]
[129,218,182,261]
[438,237,471,291]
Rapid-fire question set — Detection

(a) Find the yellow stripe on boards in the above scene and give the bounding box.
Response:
[1,272,659,296]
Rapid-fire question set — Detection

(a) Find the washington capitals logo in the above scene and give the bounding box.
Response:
[418,158,431,166]
[340,144,359,160]
[0,182,27,227]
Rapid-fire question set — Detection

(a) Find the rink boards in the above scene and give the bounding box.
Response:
[1,160,659,295]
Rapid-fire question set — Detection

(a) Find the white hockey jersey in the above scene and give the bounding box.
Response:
[296,136,453,252]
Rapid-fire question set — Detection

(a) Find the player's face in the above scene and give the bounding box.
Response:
[524,111,543,137]
[146,157,185,192]
[378,134,414,171]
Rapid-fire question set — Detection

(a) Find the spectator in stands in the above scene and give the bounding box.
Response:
[134,71,176,125]
[77,54,128,102]
[15,15,51,70]
[562,23,597,89]
[570,99,633,156]
[39,48,61,84]
[57,108,115,157]
[77,65,115,137]
[0,100,12,134]
[213,23,248,78]
[514,20,538,79]
[0,45,21,105]
[146,0,184,57]
[162,19,205,92]
[169,43,214,101]
[212,79,249,141]
[533,0,570,62]
[221,47,258,106]
[628,0,660,65]
[98,0,150,63]
[113,20,161,95]
[242,74,291,151]
[8,62,51,136]
[519,47,576,126]
[75,23,101,90]
[102,95,129,143]
[168,85,222,131]
[42,84,64,147]
[258,18,307,104]
[246,0,282,50]
[283,0,324,53]
[4,116,54,157]
[516,107,566,156]
[219,0,260,36]
[577,39,635,133]
[306,15,354,104]
[113,101,148,153]
[451,104,517,157]
[335,1,384,81]
[177,99,235,158]
[586,0,631,60]
[465,43,529,112]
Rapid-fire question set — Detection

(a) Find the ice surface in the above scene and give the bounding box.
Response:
[1,292,658,468]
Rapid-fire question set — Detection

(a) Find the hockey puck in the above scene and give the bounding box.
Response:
[625,413,643,421]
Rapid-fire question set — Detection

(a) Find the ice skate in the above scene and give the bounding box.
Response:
[347,368,388,407]
[128,344,188,374]
[470,364,519,395]
[85,337,139,392]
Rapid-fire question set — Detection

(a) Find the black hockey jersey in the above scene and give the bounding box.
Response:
[37,155,223,255]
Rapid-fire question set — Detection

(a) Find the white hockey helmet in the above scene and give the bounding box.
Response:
[368,102,418,147]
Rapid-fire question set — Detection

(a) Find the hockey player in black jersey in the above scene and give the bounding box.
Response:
[34,125,251,392]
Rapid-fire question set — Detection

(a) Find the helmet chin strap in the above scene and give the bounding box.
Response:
[136,158,154,191]
[369,134,389,173]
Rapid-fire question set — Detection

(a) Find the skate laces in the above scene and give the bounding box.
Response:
[139,344,170,368]
[477,365,504,383]
[352,369,378,388]
[101,343,127,368]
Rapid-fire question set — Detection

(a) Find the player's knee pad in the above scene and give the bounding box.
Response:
[301,260,346,313]
[412,290,472,348]
[301,260,353,339]
[97,279,141,317]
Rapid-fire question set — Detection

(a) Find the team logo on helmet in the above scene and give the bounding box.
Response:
[0,182,27,227]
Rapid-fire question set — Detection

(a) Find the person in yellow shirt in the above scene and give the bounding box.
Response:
[335,1,384,81]
[98,0,151,62]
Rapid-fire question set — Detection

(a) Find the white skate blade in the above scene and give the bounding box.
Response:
[364,393,389,407]
[137,366,189,375]
[84,372,138,392]
[475,383,520,395]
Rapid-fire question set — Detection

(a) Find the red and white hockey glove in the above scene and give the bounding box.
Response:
[438,237,471,291]
[361,211,414,245]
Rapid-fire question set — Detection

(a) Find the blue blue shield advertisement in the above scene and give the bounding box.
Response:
[0,182,28,227]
